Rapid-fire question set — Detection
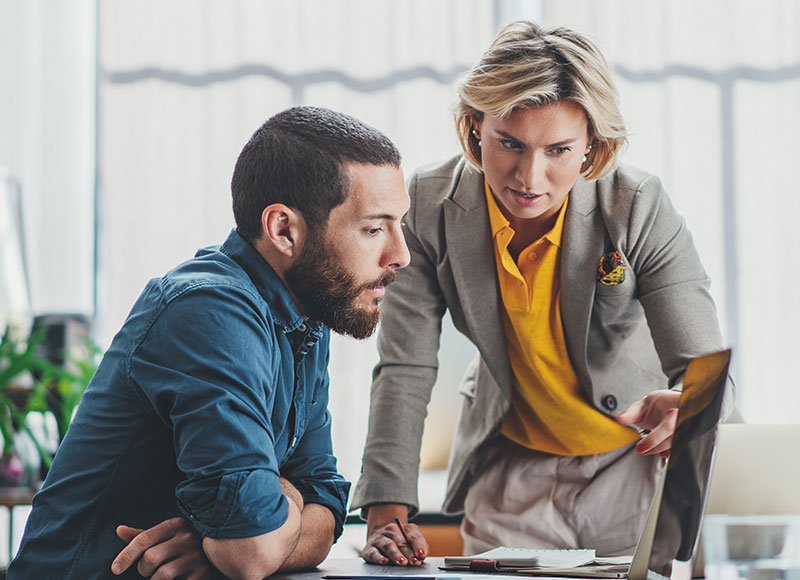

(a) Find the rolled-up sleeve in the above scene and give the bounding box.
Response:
[130,283,289,539]
[281,359,350,539]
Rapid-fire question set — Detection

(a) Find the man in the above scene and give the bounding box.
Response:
[9,106,410,579]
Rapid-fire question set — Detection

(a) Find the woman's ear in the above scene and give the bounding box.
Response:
[471,116,483,141]
[261,204,306,258]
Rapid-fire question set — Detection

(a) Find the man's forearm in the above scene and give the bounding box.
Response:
[202,496,302,580]
[279,503,336,571]
[203,476,335,577]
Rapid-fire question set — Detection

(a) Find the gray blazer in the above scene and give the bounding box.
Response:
[351,155,728,516]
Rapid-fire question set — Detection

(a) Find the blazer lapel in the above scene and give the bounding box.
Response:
[561,178,605,391]
[444,169,512,399]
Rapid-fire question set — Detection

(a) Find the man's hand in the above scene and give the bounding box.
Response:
[616,389,682,457]
[361,504,428,566]
[111,517,222,579]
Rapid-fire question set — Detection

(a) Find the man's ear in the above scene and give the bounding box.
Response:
[261,203,306,258]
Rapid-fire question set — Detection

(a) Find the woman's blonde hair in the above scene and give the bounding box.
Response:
[455,21,627,180]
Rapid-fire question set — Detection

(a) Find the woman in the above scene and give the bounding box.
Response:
[354,21,732,565]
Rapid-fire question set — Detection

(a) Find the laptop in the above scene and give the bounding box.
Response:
[519,349,732,580]
[692,422,800,576]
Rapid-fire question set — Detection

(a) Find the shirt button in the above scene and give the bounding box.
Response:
[297,323,307,332]
[528,252,538,261]
[602,394,618,411]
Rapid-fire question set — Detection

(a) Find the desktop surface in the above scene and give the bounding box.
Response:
[270,557,597,580]
[272,557,452,580]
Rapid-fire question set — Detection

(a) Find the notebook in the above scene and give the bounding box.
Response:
[480,349,732,580]
[443,546,597,570]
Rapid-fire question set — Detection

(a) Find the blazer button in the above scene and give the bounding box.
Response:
[602,394,618,411]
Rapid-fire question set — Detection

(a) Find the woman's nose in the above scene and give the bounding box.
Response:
[515,151,544,189]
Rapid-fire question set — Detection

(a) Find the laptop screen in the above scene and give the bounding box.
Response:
[645,350,731,580]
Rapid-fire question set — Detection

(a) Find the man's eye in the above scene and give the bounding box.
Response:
[365,228,381,236]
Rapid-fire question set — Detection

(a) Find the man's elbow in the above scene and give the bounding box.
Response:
[308,541,334,569]
[278,503,338,572]
[279,538,333,572]
[203,534,293,580]
[202,507,302,580]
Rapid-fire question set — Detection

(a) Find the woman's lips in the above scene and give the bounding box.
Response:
[509,187,544,203]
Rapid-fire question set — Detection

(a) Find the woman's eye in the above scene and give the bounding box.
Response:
[365,228,381,236]
[550,146,572,155]
[500,139,523,150]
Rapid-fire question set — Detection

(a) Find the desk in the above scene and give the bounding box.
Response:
[273,558,450,580]
[271,558,545,580]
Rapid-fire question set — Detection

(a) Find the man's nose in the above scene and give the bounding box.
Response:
[383,227,410,270]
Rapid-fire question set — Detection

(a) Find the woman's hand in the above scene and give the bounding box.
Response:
[111,516,222,579]
[616,389,682,457]
[361,504,428,566]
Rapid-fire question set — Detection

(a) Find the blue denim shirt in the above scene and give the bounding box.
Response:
[9,230,350,580]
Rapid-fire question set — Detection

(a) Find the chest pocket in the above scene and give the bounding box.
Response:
[593,247,635,299]
[594,275,636,298]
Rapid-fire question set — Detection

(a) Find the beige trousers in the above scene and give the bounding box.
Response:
[460,436,663,557]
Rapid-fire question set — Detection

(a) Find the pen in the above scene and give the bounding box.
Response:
[394,517,413,547]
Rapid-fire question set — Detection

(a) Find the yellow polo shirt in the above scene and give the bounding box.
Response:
[485,182,637,455]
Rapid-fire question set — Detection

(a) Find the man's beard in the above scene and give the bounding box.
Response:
[284,236,396,339]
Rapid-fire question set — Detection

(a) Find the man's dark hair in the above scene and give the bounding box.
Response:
[231,106,401,242]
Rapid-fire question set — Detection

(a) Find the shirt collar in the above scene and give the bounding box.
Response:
[483,178,569,248]
[213,229,315,334]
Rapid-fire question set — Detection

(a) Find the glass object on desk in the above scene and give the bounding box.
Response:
[703,514,800,580]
